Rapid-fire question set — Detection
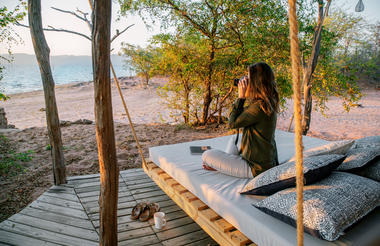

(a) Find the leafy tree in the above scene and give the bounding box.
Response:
[120,0,363,132]
[0,0,26,100]
[119,0,294,125]
[120,43,158,85]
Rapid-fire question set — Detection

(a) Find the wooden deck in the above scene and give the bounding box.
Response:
[0,168,217,246]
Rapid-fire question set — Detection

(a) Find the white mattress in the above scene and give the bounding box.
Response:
[149,130,380,246]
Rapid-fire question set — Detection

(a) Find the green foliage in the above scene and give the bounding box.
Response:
[0,134,32,177]
[119,0,366,125]
[0,0,27,99]
[120,43,159,85]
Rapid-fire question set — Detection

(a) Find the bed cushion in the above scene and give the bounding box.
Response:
[149,130,380,246]
[352,136,380,149]
[253,172,380,241]
[336,147,380,172]
[241,154,346,195]
[288,140,354,162]
[354,159,380,182]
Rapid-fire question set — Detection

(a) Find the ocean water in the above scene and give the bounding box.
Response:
[1,54,133,95]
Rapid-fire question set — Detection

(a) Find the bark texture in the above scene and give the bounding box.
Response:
[301,0,331,135]
[28,0,66,185]
[92,0,119,245]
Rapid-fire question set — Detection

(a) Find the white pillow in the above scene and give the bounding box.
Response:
[225,135,239,155]
[288,140,354,162]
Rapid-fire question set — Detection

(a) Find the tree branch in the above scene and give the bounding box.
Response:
[165,0,210,37]
[111,24,135,42]
[16,22,91,41]
[51,7,92,30]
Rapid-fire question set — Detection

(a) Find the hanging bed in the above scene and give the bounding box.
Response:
[143,130,380,246]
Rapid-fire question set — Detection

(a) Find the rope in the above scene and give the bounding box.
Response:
[288,0,304,245]
[110,63,147,168]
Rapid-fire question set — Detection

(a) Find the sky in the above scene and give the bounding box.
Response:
[0,0,379,56]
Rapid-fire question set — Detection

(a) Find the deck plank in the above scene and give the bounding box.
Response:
[0,168,217,246]
[0,229,61,246]
[19,207,94,230]
[0,221,98,246]
[8,213,99,241]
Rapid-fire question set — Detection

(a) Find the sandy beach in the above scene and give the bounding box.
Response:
[0,76,379,221]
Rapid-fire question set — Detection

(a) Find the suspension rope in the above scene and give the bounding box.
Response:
[288,0,304,245]
[110,63,147,168]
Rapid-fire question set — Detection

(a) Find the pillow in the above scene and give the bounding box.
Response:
[354,159,380,182]
[352,136,380,149]
[288,140,354,162]
[252,172,380,241]
[336,146,380,172]
[241,154,346,195]
[225,135,239,155]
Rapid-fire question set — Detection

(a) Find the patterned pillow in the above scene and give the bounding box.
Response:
[336,147,380,172]
[352,136,380,149]
[252,172,380,241]
[288,140,354,162]
[354,159,380,182]
[241,154,346,195]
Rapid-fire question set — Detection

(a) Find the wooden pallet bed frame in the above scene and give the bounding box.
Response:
[143,160,256,246]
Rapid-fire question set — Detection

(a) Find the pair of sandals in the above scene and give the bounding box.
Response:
[130,202,160,222]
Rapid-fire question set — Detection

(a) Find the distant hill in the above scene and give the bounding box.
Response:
[1,53,125,66]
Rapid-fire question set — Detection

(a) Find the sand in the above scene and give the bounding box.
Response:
[0,76,379,222]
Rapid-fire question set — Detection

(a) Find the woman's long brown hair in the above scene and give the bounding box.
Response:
[247,62,279,115]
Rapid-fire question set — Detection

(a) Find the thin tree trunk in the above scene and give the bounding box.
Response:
[201,43,215,124]
[28,0,66,185]
[92,0,118,245]
[301,0,331,135]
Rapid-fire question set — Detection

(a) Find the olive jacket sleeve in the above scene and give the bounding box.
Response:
[228,98,261,129]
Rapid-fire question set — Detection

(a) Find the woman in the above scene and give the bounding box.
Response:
[202,62,279,178]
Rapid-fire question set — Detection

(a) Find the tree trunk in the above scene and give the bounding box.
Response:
[201,43,215,124]
[28,0,66,185]
[301,0,331,135]
[92,0,119,245]
[183,80,190,124]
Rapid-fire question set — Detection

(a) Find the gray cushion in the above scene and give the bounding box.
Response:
[354,159,380,182]
[241,154,346,195]
[336,147,380,171]
[353,136,380,149]
[288,140,354,162]
[253,172,380,241]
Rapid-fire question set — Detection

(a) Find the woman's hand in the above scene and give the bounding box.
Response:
[238,77,248,99]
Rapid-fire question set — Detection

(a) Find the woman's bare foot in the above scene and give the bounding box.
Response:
[203,163,217,171]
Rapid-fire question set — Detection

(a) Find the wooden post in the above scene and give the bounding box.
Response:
[28,0,66,185]
[92,0,119,245]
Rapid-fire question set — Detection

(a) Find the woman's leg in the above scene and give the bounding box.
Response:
[202,149,254,178]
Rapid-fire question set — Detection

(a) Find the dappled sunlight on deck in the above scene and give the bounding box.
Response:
[0,169,217,246]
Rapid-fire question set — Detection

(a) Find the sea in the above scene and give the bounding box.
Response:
[1,54,133,95]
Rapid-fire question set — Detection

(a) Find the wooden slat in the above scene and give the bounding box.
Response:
[215,218,235,233]
[8,213,99,241]
[190,199,208,211]
[37,195,83,210]
[0,229,61,246]
[200,209,221,222]
[29,200,89,220]
[118,227,155,241]
[0,221,98,246]
[228,230,252,246]
[161,230,209,246]
[144,161,251,246]
[19,207,94,230]
[182,192,198,202]
[156,223,202,241]
[118,234,160,246]
[172,184,187,195]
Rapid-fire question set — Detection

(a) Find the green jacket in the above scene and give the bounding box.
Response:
[228,98,279,176]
